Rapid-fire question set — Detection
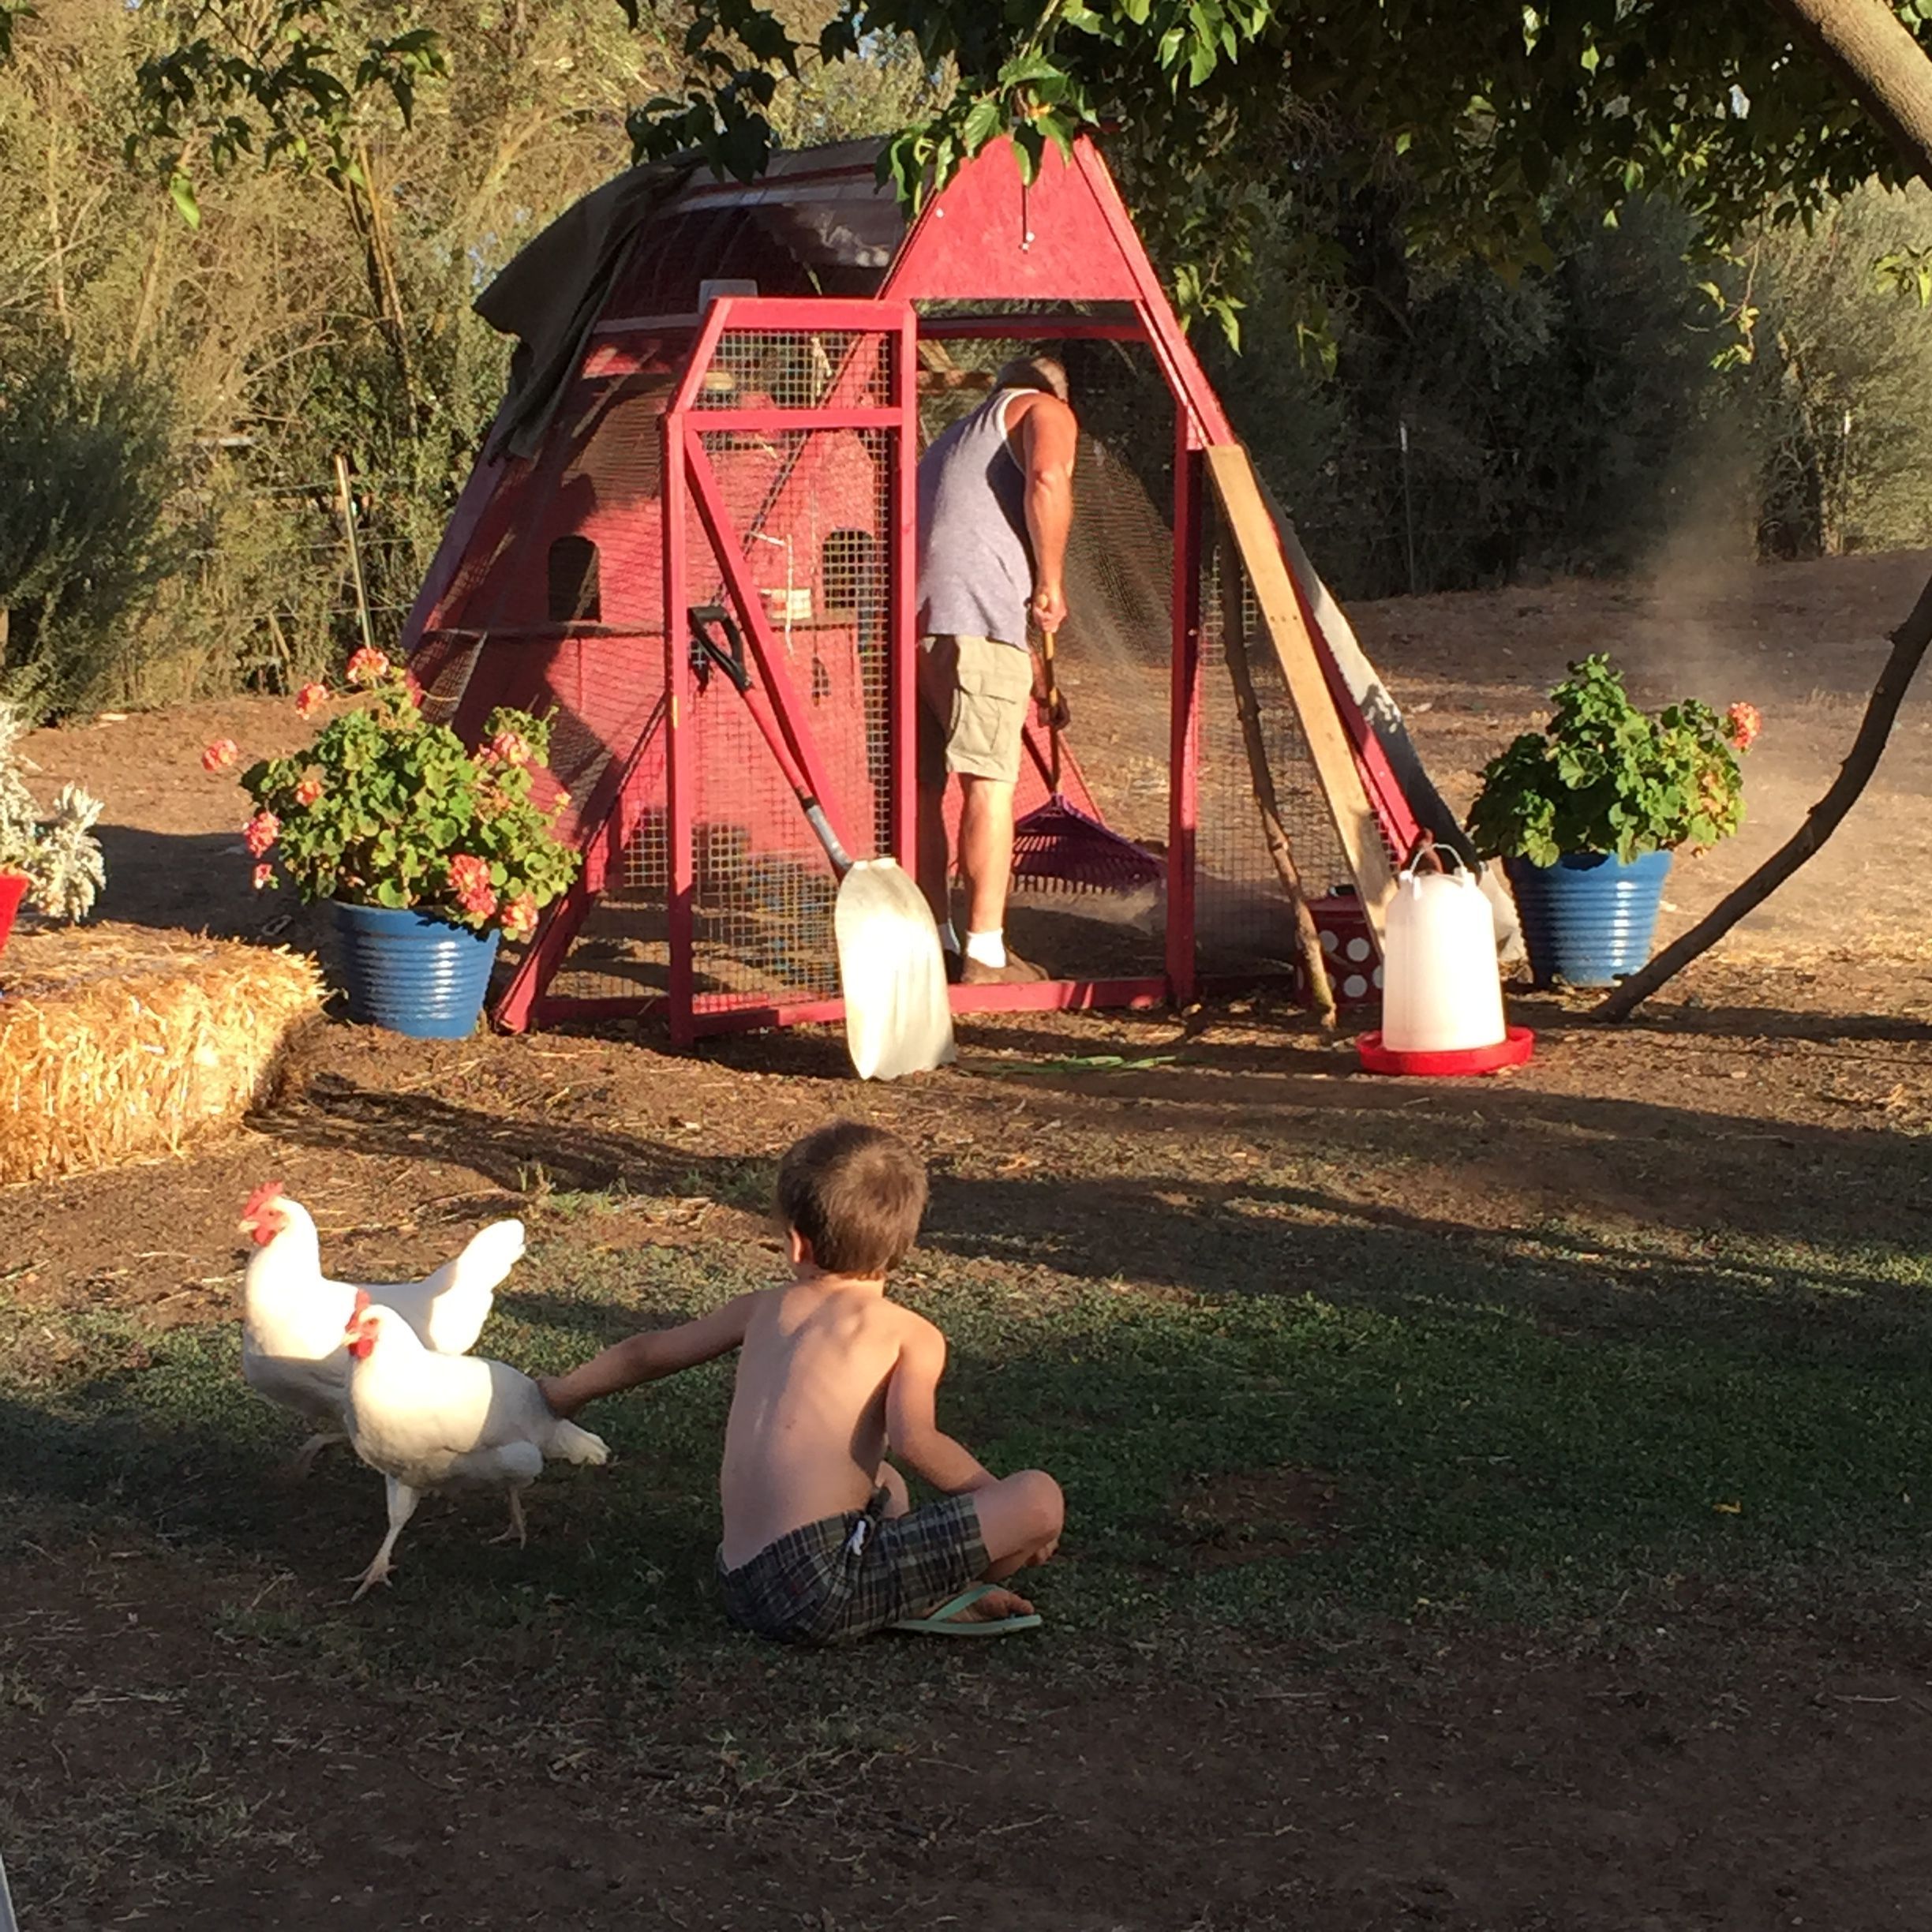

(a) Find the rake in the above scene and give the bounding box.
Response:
[1009,629,1166,896]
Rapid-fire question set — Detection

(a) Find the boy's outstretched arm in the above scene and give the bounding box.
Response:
[538,1293,757,1417]
[885,1322,996,1496]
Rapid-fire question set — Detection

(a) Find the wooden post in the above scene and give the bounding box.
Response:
[1215,530,1337,1026]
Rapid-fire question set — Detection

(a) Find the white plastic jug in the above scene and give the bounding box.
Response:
[1380,846,1507,1054]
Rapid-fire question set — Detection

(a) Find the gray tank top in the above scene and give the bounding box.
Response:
[915,390,1032,651]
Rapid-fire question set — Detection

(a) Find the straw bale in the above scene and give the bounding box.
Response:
[0,923,322,1184]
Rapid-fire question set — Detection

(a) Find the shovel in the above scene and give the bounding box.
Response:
[690,606,953,1080]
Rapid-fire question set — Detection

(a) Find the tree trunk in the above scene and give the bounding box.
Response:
[1599,0,1932,1017]
[1595,562,1932,1020]
[1768,0,1932,183]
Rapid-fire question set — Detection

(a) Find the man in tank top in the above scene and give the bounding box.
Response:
[914,355,1078,984]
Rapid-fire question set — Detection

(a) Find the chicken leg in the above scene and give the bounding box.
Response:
[350,1475,420,1601]
[286,1429,347,1480]
[489,1488,530,1549]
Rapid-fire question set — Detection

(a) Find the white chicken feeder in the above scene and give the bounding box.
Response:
[1357,841,1534,1076]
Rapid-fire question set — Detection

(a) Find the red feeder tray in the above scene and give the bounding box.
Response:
[1355,1025,1536,1078]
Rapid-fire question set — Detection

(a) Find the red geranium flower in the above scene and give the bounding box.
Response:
[345,646,391,688]
[447,852,497,919]
[294,776,324,807]
[252,863,275,891]
[201,739,238,773]
[295,682,329,718]
[1725,701,1762,751]
[243,811,281,857]
[500,894,538,941]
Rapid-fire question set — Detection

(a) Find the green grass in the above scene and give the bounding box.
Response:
[5,1196,1930,1673]
[6,1190,1932,1916]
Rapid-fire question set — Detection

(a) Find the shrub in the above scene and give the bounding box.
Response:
[0,352,176,721]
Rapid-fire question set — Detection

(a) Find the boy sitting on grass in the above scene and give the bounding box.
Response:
[539,1121,1063,1643]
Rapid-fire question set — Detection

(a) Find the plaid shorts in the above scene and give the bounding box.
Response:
[718,1489,987,1646]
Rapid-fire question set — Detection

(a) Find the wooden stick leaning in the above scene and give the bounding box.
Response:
[1204,444,1397,937]
[1215,529,1338,1028]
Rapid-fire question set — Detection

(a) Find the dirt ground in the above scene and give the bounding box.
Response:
[6,552,1932,1928]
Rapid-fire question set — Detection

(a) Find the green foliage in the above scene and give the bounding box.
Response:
[235,654,579,931]
[0,350,178,720]
[1728,181,1932,557]
[131,0,448,212]
[0,700,105,919]
[623,1,1931,336]
[1467,656,1754,866]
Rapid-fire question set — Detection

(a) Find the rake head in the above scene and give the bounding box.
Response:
[1010,795,1165,897]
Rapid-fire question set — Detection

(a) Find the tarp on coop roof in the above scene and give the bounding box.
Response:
[477,141,904,461]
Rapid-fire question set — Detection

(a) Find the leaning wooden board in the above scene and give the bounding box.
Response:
[1204,443,1398,935]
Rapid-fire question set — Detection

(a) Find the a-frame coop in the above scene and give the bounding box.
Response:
[404,135,1441,1043]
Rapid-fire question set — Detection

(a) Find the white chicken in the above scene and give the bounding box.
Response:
[340,1295,610,1599]
[238,1180,525,1474]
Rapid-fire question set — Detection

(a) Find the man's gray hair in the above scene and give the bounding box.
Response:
[993,354,1069,402]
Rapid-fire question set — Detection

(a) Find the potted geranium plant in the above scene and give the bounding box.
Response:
[1466,655,1760,987]
[0,698,106,956]
[204,646,579,1038]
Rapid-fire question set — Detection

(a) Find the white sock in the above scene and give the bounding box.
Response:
[964,929,1007,969]
[938,920,960,954]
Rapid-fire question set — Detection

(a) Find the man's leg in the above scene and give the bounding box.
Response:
[957,773,1017,942]
[914,637,959,943]
[915,774,953,931]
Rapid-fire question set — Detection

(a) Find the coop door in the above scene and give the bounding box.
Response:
[664,298,918,1034]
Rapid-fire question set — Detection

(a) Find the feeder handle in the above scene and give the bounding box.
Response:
[1401,830,1469,878]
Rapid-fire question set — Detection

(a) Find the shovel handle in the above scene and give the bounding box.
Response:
[689,605,852,876]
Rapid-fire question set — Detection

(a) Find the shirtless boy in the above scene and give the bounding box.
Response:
[539,1121,1064,1642]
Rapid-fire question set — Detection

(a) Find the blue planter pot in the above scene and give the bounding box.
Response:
[332,901,499,1039]
[1504,849,1672,988]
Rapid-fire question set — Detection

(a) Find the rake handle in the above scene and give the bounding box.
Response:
[1039,628,1063,793]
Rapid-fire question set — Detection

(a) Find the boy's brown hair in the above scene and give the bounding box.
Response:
[776,1121,928,1277]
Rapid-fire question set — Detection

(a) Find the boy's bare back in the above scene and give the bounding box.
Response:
[538,1120,1061,1644]
[719,1281,932,1566]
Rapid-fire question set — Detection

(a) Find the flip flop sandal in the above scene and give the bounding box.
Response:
[890,1583,1043,1637]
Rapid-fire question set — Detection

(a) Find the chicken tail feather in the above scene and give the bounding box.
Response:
[549,1420,610,1466]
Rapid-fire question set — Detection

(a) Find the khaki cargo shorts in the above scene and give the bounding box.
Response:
[917,633,1033,786]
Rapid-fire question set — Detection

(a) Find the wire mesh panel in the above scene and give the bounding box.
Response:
[1193,488,1359,983]
[680,316,908,1021]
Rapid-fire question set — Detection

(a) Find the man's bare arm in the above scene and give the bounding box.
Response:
[884,1321,996,1496]
[1017,393,1077,635]
[538,1293,758,1417]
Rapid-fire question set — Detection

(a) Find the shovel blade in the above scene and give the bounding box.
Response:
[833,859,956,1080]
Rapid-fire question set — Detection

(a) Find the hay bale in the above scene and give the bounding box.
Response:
[0,924,322,1184]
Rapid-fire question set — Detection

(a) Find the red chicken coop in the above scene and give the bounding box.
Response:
[404,134,1449,1043]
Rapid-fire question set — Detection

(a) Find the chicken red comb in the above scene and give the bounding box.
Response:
[241,1180,285,1221]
